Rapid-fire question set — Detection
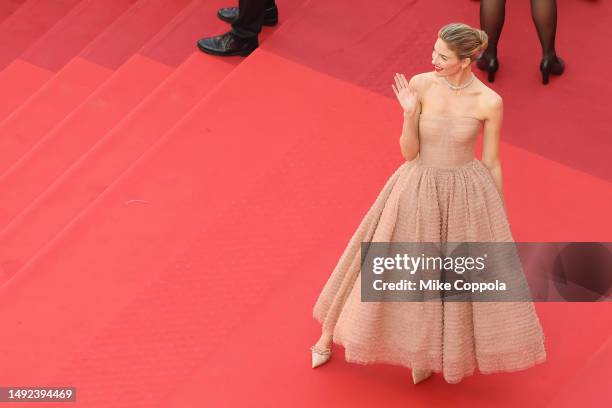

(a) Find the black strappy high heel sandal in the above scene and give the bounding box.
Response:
[540,55,565,85]
[476,54,500,83]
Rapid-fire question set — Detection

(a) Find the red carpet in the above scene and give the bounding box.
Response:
[0,0,609,407]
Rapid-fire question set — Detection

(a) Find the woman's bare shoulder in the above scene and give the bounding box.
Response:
[408,71,435,97]
[409,71,435,86]
[475,79,503,119]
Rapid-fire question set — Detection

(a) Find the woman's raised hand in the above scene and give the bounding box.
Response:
[392,73,419,116]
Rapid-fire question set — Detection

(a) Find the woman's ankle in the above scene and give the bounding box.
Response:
[316,332,333,349]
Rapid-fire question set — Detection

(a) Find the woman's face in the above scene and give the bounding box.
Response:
[431,38,464,76]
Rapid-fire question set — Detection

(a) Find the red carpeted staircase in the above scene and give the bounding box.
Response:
[0,0,610,407]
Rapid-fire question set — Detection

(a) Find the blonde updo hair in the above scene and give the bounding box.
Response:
[438,22,488,62]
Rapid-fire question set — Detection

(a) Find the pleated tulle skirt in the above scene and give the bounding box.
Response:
[312,156,546,384]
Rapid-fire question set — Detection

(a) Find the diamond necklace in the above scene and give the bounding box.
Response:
[443,72,475,91]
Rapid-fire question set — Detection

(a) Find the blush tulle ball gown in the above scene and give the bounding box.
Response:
[310,113,547,385]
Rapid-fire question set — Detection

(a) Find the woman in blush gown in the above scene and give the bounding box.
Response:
[309,22,546,385]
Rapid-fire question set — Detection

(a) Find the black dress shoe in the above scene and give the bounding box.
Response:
[196,31,258,57]
[217,5,278,26]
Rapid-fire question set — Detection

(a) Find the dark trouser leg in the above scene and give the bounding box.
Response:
[231,0,276,39]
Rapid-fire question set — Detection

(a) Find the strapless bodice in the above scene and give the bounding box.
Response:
[417,114,483,168]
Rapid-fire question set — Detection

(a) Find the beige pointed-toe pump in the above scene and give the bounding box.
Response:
[412,368,433,384]
[310,345,332,368]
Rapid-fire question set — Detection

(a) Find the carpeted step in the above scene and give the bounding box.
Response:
[0,0,81,70]
[0,51,234,282]
[0,0,197,172]
[0,0,27,24]
[0,0,138,118]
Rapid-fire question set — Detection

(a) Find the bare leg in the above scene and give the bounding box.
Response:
[313,330,333,351]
